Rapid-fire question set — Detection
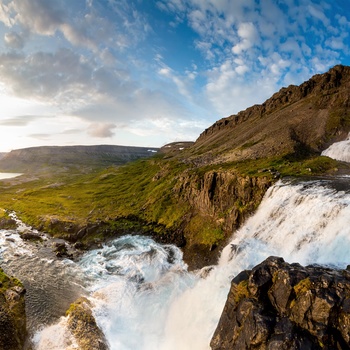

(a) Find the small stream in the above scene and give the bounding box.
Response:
[0,229,86,332]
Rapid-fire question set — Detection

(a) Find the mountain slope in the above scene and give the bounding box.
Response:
[0,66,349,269]
[184,65,350,165]
[0,145,159,173]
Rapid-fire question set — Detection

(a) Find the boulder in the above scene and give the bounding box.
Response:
[66,297,109,350]
[211,256,350,349]
[0,268,26,350]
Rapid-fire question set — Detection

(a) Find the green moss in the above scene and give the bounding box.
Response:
[234,154,338,178]
[293,277,312,295]
[186,215,224,246]
[240,138,263,150]
[234,280,250,303]
[0,268,23,293]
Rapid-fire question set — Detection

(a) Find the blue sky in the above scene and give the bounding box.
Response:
[0,0,349,151]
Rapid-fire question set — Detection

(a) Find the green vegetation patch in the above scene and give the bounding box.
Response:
[186,215,224,246]
[293,277,312,295]
[0,268,23,293]
[234,155,338,177]
[325,108,350,137]
[0,155,190,241]
[234,280,250,303]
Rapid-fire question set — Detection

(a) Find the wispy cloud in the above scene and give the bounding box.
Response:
[157,0,349,115]
[0,0,348,151]
[0,115,41,126]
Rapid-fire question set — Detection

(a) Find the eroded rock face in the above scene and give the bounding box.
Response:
[0,268,26,350]
[211,256,350,350]
[193,65,350,165]
[66,297,109,350]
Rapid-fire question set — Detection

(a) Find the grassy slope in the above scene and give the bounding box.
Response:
[0,152,341,249]
[0,155,190,238]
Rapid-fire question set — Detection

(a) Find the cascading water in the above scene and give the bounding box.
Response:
[322,131,350,162]
[0,228,86,332]
[30,176,350,350]
[2,138,350,349]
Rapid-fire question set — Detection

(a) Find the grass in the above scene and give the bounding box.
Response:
[0,155,190,239]
[0,268,23,293]
[0,150,342,251]
[233,155,338,177]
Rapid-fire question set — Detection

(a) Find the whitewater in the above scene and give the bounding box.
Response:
[1,138,350,349]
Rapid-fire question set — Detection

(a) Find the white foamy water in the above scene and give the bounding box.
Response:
[31,177,350,350]
[322,132,350,162]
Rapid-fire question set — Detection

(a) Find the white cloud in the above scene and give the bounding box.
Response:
[307,4,330,27]
[4,31,24,49]
[280,38,303,58]
[87,122,116,138]
[0,0,348,151]
[232,22,259,54]
[0,3,14,26]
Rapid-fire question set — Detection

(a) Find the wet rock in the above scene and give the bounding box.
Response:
[21,231,42,241]
[0,268,26,350]
[66,297,109,350]
[211,256,350,350]
[52,241,69,257]
[0,218,16,230]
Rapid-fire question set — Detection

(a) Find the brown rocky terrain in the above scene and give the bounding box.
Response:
[211,256,350,350]
[185,65,350,166]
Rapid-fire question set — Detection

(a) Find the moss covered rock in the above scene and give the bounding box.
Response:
[66,297,108,350]
[211,256,350,350]
[0,268,26,350]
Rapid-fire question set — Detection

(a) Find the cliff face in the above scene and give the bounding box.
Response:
[172,171,272,267]
[211,256,350,350]
[189,65,350,166]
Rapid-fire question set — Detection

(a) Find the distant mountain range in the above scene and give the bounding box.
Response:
[0,145,159,173]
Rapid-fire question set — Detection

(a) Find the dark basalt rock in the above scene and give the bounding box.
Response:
[211,256,350,350]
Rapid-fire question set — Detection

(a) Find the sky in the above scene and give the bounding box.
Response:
[0,0,349,152]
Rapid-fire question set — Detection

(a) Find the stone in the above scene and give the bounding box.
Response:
[211,256,350,349]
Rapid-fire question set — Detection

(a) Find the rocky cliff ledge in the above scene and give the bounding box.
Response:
[0,268,26,350]
[211,256,350,349]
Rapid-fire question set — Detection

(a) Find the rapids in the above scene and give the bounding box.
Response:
[0,177,346,349]
[322,131,350,162]
[1,137,350,349]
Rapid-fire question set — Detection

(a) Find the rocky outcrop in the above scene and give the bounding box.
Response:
[66,297,109,350]
[211,256,350,350]
[173,170,272,268]
[175,170,271,233]
[0,268,26,350]
[192,65,350,165]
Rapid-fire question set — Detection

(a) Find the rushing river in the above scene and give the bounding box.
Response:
[0,138,349,349]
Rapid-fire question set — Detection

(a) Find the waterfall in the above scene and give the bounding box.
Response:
[322,132,350,162]
[29,176,350,350]
[0,176,349,349]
